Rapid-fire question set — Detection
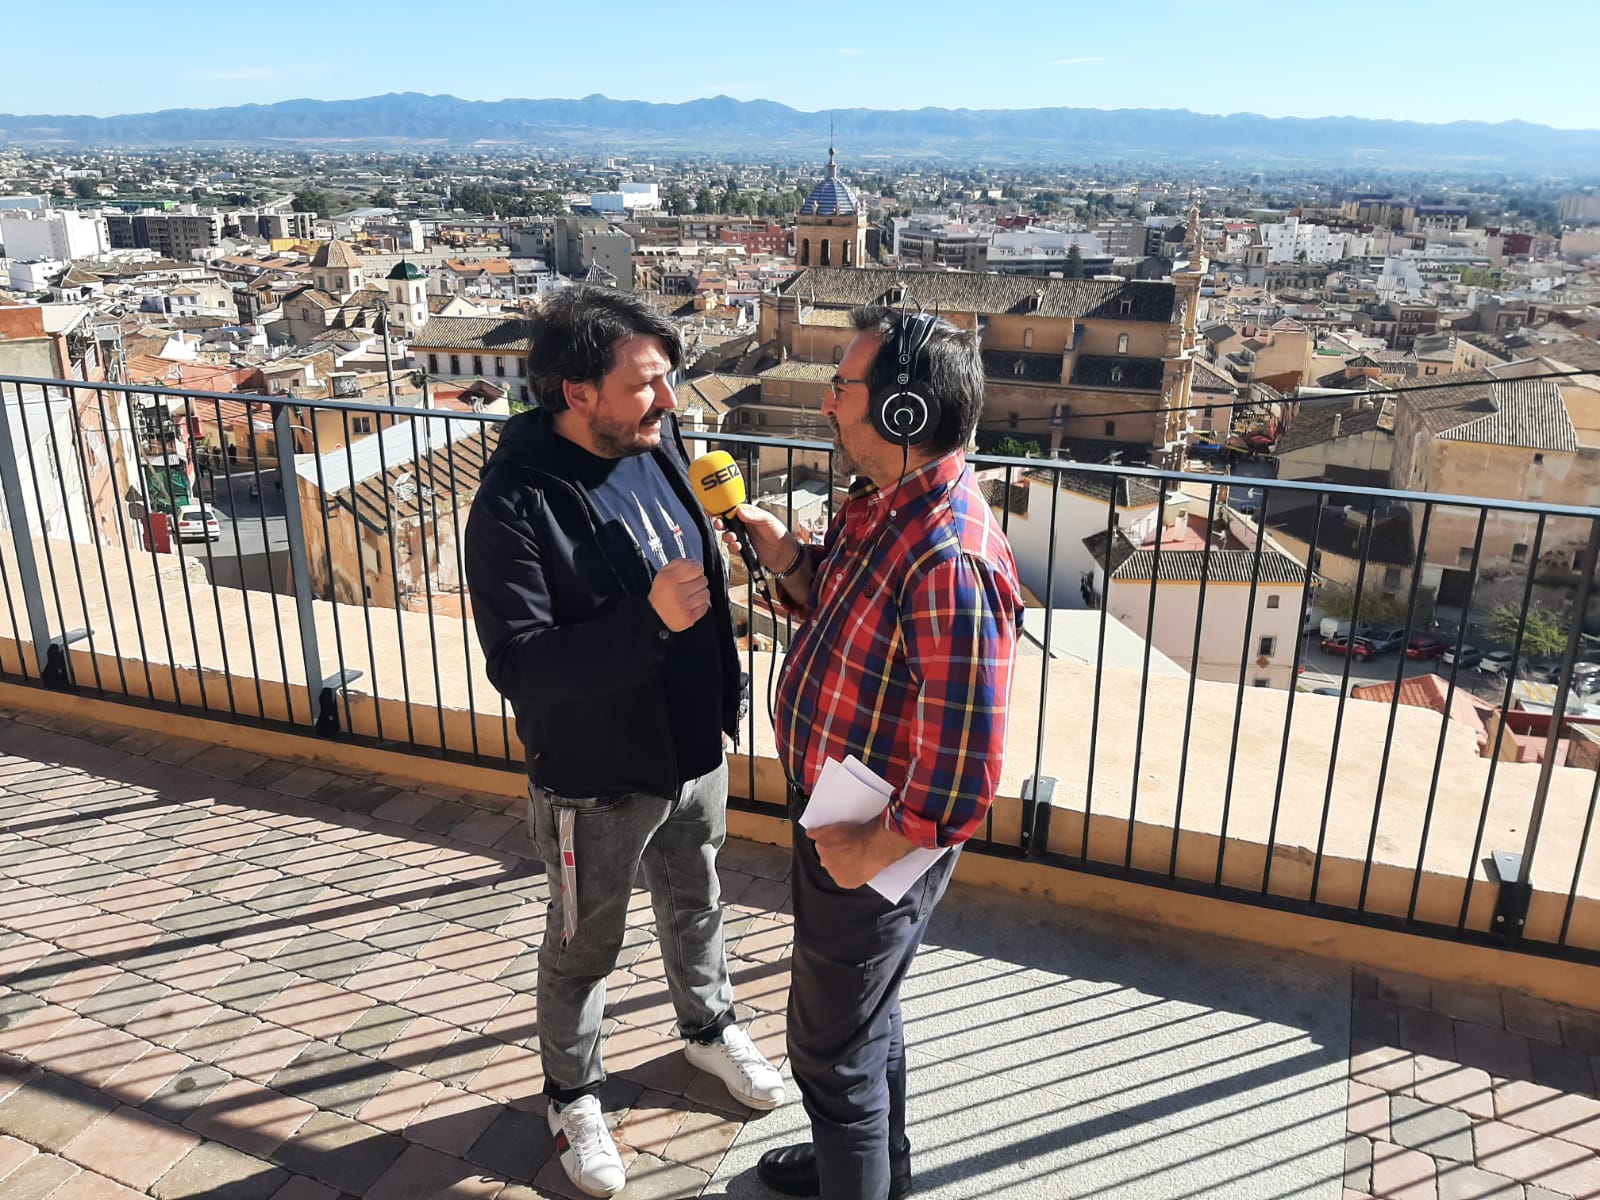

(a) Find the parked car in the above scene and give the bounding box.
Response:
[175,504,221,542]
[1478,649,1517,677]
[1442,644,1483,669]
[1322,635,1374,660]
[1311,687,1342,697]
[1362,626,1406,655]
[1406,635,1449,660]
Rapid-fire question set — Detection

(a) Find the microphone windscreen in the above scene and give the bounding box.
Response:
[689,450,747,518]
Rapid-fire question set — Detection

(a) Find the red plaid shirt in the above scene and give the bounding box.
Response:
[775,452,1021,849]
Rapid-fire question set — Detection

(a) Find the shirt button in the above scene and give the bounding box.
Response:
[658,629,670,640]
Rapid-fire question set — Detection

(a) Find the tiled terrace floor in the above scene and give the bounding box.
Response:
[0,707,1596,1199]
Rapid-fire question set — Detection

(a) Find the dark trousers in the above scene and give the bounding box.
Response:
[787,824,958,1200]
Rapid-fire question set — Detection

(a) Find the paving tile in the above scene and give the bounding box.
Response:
[271,930,377,986]
[372,792,443,826]
[365,1141,507,1200]
[183,1078,319,1160]
[150,1140,288,1200]
[254,978,372,1041]
[1391,1094,1475,1164]
[466,1040,544,1110]
[141,1063,235,1126]
[1503,994,1565,1043]
[397,973,513,1030]
[151,945,252,993]
[335,1003,416,1057]
[1474,1117,1600,1197]
[312,778,399,816]
[41,1168,150,1200]
[418,1030,503,1089]
[61,1103,201,1190]
[268,1041,396,1117]
[1413,1054,1495,1121]
[1345,1134,1372,1194]
[212,1024,315,1085]
[403,1086,503,1155]
[0,1131,37,1180]
[269,1110,407,1195]
[343,953,436,1004]
[602,1150,704,1200]
[208,961,302,1014]
[264,1176,338,1200]
[368,911,452,956]
[1560,1011,1600,1055]
[450,810,520,849]
[1527,1036,1597,1096]
[1436,1162,1526,1200]
[355,1069,446,1134]
[466,1104,552,1182]
[0,1069,117,1151]
[100,1046,196,1106]
[74,975,174,1029]
[1,1152,81,1200]
[1398,1006,1458,1061]
[1370,1141,1438,1200]
[1492,1077,1600,1152]
[28,1018,155,1088]
[1455,1022,1533,1081]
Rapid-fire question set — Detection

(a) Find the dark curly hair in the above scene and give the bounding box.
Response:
[525,286,684,412]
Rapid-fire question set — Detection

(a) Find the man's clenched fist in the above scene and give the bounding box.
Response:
[649,557,710,632]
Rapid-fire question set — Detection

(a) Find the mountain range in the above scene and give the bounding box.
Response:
[2,93,1597,170]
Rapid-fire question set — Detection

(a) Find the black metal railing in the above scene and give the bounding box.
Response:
[1,373,1597,965]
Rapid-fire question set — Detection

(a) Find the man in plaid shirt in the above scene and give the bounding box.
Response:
[729,305,1021,1199]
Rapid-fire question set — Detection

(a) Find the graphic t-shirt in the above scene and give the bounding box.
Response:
[586,451,723,783]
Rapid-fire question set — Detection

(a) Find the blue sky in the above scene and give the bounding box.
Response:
[3,0,1593,130]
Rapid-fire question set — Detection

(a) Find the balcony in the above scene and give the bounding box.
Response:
[0,374,1597,1198]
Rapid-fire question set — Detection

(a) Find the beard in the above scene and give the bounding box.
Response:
[591,410,665,458]
[828,415,861,476]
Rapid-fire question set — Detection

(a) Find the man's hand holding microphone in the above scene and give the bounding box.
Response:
[688,451,811,603]
[649,557,712,632]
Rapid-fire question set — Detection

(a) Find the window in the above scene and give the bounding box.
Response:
[1258,636,1277,658]
[1119,299,1132,315]
[473,356,483,376]
[1014,361,1025,377]
[1575,550,1586,572]
[1512,543,1529,564]
[1424,366,1437,375]
[352,416,373,435]
[1008,413,1019,429]
[494,357,506,377]
[1254,678,1270,688]
[1117,333,1129,355]
[1383,566,1402,590]
[1110,367,1123,383]
[1534,453,1544,465]
[1104,420,1116,437]
[832,345,843,365]
[1457,547,1475,566]
[1023,327,1034,349]
[449,355,460,375]
[517,359,526,377]
[1266,595,1280,609]
[429,354,439,373]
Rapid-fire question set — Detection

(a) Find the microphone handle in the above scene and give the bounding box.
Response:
[722,511,767,585]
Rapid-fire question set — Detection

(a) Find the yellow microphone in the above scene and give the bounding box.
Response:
[689,450,765,585]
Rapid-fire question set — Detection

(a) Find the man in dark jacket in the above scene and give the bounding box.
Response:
[464,286,783,1199]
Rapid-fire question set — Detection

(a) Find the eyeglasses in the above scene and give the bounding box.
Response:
[828,375,869,398]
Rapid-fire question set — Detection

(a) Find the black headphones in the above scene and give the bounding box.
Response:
[869,311,942,448]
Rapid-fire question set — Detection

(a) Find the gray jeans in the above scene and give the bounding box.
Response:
[526,759,735,1101]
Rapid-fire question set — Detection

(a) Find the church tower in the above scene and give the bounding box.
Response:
[384,259,428,339]
[795,143,866,269]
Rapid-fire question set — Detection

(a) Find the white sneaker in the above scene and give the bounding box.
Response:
[684,1024,786,1110]
[547,1094,626,1198]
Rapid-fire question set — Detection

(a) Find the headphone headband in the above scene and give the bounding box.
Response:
[871,306,942,448]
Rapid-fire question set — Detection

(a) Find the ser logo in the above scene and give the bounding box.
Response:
[699,463,741,490]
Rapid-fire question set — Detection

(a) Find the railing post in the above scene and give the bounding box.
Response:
[1493,514,1600,944]
[0,382,58,680]
[1020,775,1056,859]
[275,405,335,734]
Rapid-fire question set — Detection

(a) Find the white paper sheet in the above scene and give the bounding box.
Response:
[799,755,949,903]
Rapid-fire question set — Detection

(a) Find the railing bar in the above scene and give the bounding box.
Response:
[69,384,128,694]
[1170,482,1219,879]
[371,407,417,746]
[11,381,74,675]
[1124,476,1169,872]
[406,411,448,755]
[1407,506,1491,924]
[1216,481,1273,889]
[340,412,385,743]
[1081,486,1117,863]
[178,399,236,717]
[93,386,151,697]
[439,410,477,759]
[1263,491,1330,896]
[1557,755,1600,946]
[246,404,295,722]
[1458,512,1547,931]
[1358,500,1437,912]
[217,398,267,720]
[1309,493,1381,904]
[1026,465,1062,856]
[47,390,107,694]
[0,392,31,676]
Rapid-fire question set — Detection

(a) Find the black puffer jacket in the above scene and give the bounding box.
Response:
[464,409,740,796]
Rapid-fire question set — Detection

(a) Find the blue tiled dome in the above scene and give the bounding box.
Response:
[800,148,859,216]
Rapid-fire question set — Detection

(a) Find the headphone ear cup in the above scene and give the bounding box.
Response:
[868,314,942,447]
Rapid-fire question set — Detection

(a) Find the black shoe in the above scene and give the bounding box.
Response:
[756,1143,912,1199]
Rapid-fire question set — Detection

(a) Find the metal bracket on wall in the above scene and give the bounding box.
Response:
[314,669,363,737]
[41,628,93,690]
[1020,775,1056,860]
[1487,849,1530,946]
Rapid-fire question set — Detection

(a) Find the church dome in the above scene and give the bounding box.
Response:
[386,259,423,281]
[800,147,859,217]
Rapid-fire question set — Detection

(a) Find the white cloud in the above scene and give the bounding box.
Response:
[1046,56,1108,66]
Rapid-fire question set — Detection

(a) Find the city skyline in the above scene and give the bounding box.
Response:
[4,0,1595,132]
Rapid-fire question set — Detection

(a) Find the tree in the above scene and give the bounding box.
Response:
[1065,244,1085,279]
[663,185,689,216]
[71,178,98,200]
[1316,585,1411,627]
[694,187,715,214]
[1491,605,1568,661]
[291,187,330,216]
[371,188,397,208]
